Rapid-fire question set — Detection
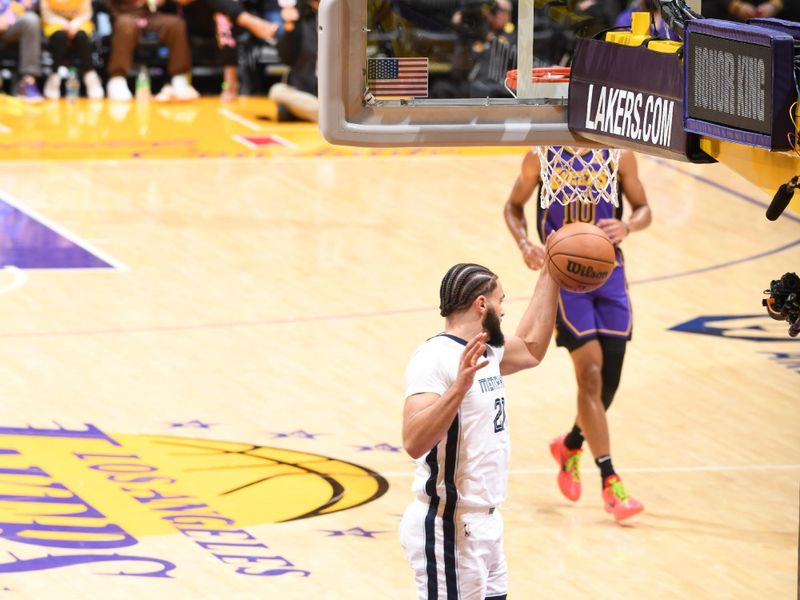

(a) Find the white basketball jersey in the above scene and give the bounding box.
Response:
[404,334,509,509]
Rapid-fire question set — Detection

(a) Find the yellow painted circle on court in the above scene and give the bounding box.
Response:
[0,431,388,538]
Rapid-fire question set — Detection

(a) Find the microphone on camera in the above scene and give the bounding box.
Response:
[766,176,798,221]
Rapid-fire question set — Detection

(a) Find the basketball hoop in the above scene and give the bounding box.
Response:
[536,146,620,209]
[504,67,571,98]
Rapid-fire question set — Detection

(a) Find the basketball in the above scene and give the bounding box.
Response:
[545,222,616,293]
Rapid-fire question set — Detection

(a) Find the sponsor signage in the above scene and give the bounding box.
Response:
[683,19,796,150]
[568,37,710,162]
[686,33,773,135]
[581,84,677,149]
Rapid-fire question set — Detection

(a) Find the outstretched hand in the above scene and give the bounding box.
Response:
[454,332,489,395]
[597,218,628,244]
[520,240,545,271]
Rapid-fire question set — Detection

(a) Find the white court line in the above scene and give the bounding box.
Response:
[267,133,296,148]
[0,123,12,134]
[0,266,27,294]
[218,108,262,131]
[379,464,800,478]
[233,134,260,149]
[0,192,128,271]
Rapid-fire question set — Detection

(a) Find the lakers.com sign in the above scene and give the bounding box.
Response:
[0,423,388,578]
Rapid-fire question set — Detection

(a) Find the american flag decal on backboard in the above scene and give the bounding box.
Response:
[367,58,428,99]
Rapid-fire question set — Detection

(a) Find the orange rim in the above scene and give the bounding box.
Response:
[505,67,571,89]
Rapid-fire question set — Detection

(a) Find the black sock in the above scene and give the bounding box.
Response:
[595,455,616,484]
[563,424,584,450]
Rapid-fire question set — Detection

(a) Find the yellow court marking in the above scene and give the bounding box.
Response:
[0,431,387,538]
[0,97,522,161]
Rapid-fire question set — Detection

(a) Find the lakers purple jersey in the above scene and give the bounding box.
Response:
[534,147,632,342]
[535,147,623,244]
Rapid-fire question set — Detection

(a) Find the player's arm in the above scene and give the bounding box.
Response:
[499,267,560,375]
[597,151,652,244]
[402,333,488,459]
[504,150,545,270]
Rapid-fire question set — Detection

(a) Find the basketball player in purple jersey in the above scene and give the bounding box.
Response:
[504,147,652,522]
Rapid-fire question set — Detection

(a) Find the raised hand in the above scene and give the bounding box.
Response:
[453,332,489,395]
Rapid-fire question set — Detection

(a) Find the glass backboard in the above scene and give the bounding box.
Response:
[319,0,667,147]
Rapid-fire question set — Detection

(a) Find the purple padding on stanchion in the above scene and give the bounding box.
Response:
[747,18,800,40]
[687,18,794,46]
[684,118,772,148]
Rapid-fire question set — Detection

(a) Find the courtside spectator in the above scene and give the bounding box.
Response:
[41,0,104,99]
[106,0,199,101]
[0,0,43,101]
[268,0,317,121]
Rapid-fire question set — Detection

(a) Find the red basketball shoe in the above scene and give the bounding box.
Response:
[602,475,644,522]
[549,434,582,501]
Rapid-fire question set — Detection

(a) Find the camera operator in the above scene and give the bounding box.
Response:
[268,0,319,122]
[764,272,800,337]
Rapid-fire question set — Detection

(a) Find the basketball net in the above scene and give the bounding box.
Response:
[536,146,620,209]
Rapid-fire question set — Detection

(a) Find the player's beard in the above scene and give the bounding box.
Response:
[483,306,505,347]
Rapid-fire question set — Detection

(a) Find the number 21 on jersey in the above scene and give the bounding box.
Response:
[494,397,506,432]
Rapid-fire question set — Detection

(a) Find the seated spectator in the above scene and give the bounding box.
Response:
[268,0,318,121]
[106,0,199,101]
[430,0,516,99]
[725,0,782,20]
[41,0,104,99]
[0,0,43,101]
[467,0,516,98]
[175,0,277,101]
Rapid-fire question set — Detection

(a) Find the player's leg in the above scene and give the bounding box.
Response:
[592,267,631,414]
[400,499,445,599]
[569,337,610,460]
[549,290,598,502]
[483,510,508,600]
[598,335,626,411]
[400,500,497,599]
[456,510,505,600]
[566,336,642,521]
[591,271,643,521]
[563,335,625,433]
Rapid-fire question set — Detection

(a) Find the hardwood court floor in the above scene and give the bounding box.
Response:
[0,98,795,599]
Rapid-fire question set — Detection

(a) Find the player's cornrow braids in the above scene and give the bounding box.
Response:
[439,263,498,317]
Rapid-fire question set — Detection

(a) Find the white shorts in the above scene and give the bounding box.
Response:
[399,499,507,600]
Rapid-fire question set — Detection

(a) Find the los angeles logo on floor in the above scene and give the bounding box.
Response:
[0,423,388,577]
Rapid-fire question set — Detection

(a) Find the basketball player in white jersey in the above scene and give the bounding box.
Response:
[400,262,560,600]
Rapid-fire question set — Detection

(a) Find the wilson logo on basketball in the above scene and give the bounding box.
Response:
[566,260,608,280]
